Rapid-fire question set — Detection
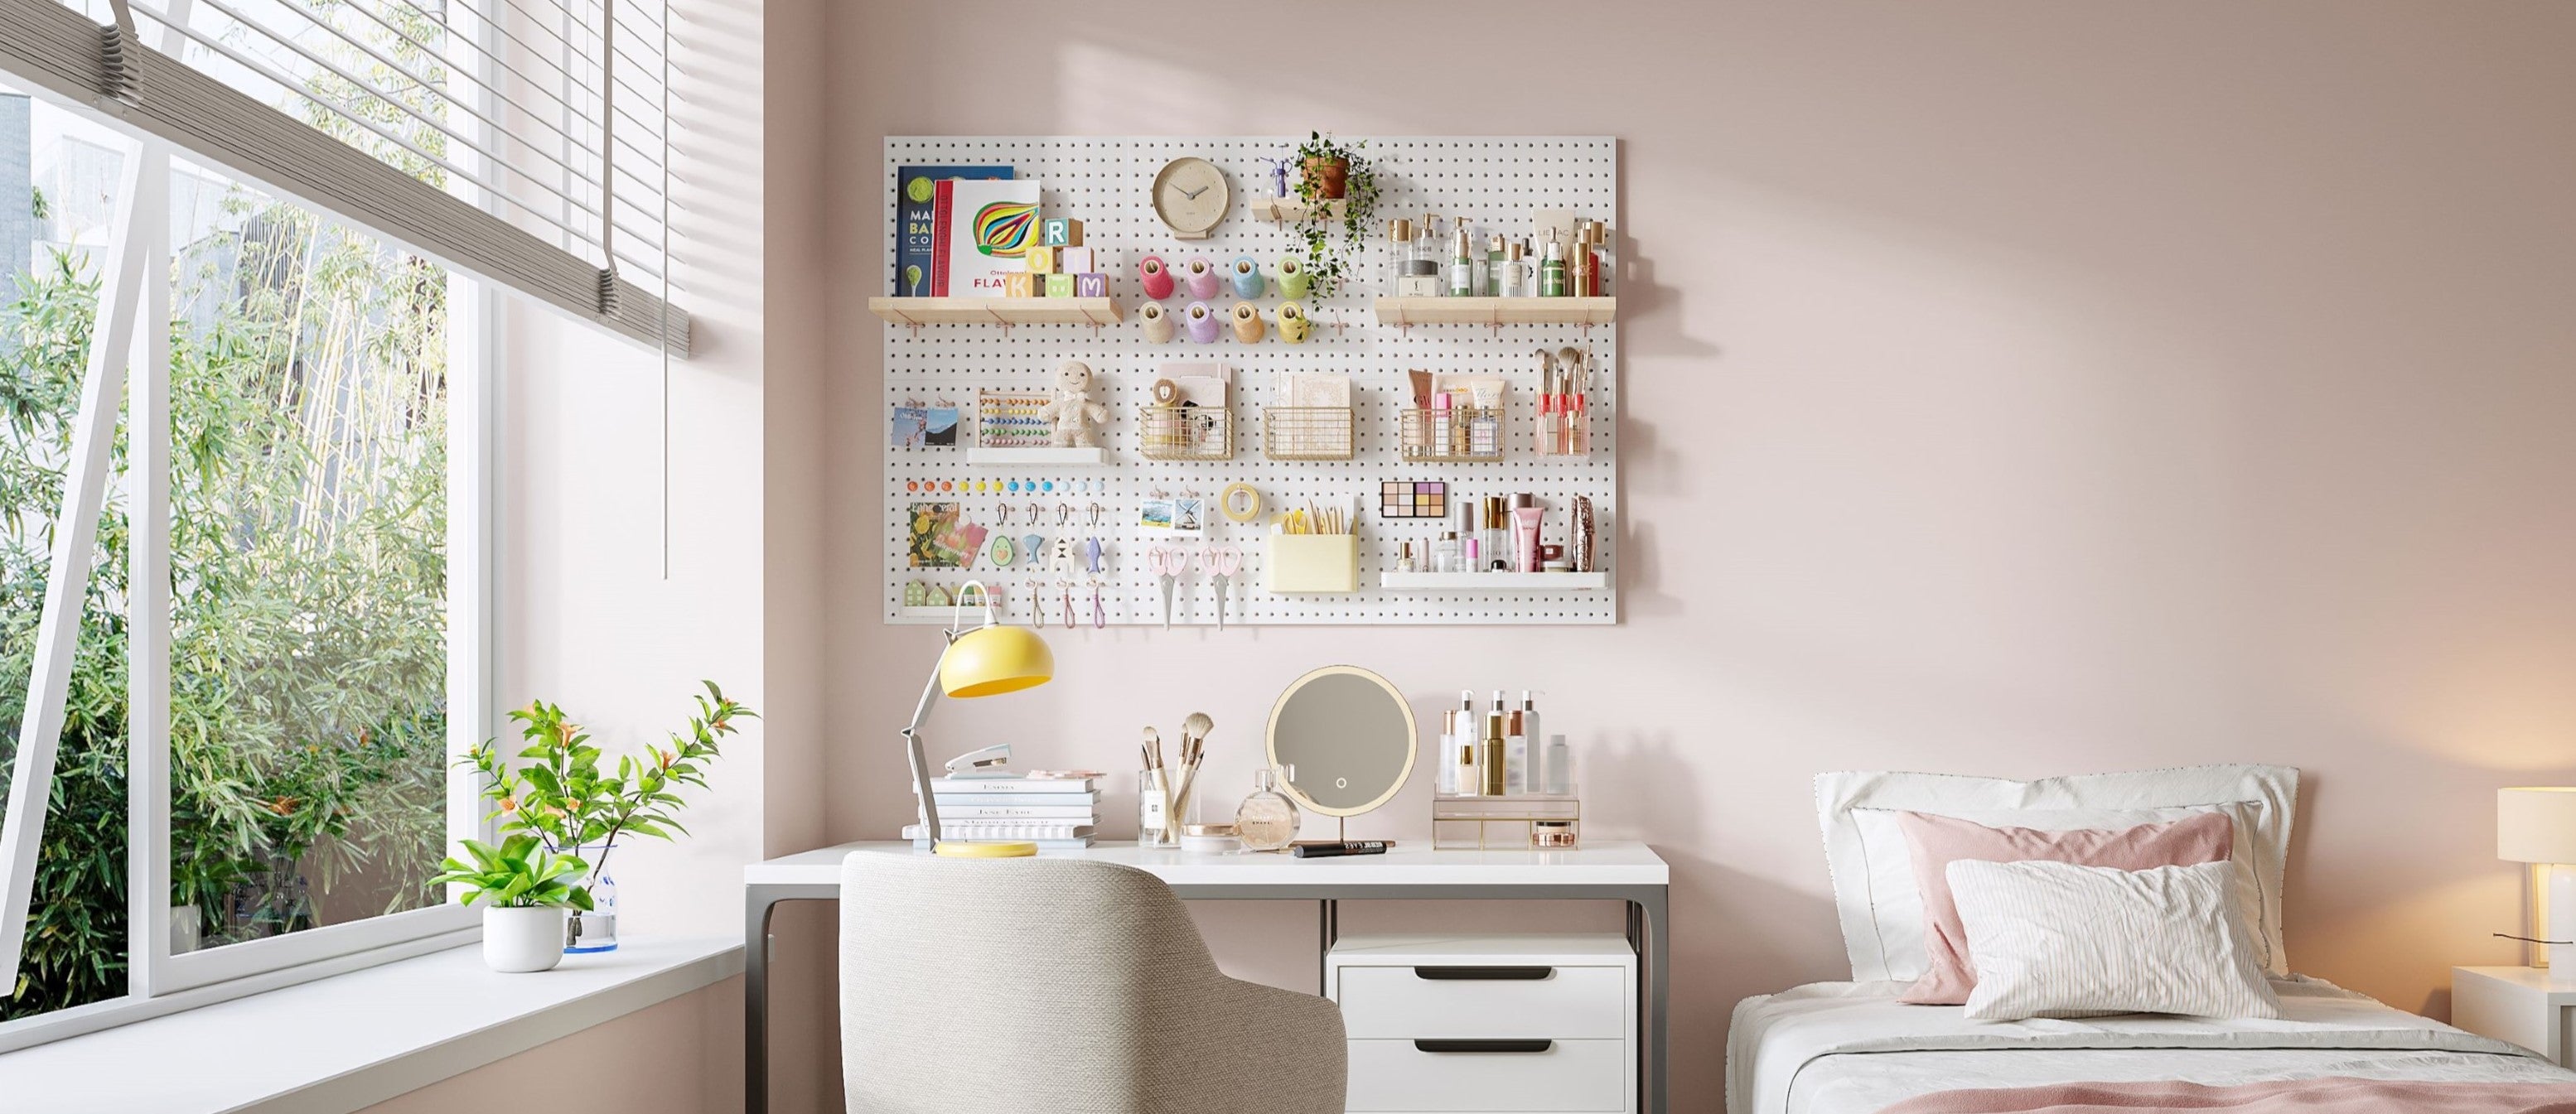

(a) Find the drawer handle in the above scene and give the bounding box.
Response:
[1413,965,1554,981]
[1413,1039,1554,1054]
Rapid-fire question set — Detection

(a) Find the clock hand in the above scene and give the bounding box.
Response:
[1181,185,1209,199]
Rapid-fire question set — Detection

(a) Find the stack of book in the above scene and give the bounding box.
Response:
[905,774,1098,850]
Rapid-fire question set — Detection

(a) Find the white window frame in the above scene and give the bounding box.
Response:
[0,5,500,1047]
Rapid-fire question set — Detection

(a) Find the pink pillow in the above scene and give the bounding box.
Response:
[1896,809,2235,1005]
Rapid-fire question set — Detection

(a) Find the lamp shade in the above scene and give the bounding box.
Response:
[939,624,1053,698]
[2498,787,2576,863]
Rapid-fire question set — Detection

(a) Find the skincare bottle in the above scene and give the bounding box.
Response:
[1234,765,1302,851]
[1569,224,1596,301]
[1482,497,1510,572]
[1456,692,1486,795]
[1496,240,1531,297]
[1479,693,1508,796]
[1582,219,1612,297]
[1540,238,1570,297]
[1486,234,1507,296]
[1510,495,1544,573]
[1434,531,1460,573]
[1504,709,1529,795]
[1448,221,1478,297]
[1517,692,1544,788]
[1382,218,1414,295]
[1544,733,1572,795]
[1457,740,1482,798]
[1399,541,1417,574]
[1436,710,1459,794]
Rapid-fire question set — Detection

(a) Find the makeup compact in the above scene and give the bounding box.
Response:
[1378,480,1449,519]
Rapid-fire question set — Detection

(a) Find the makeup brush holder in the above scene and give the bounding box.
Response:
[1261,407,1356,461]
[1136,404,1235,461]
[1266,534,1359,593]
[1534,403,1590,459]
[1399,406,1505,463]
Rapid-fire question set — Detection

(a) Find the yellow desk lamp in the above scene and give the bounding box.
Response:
[906,582,1054,857]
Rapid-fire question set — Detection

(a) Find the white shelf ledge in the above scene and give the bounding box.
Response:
[964,446,1112,467]
[1373,297,1616,328]
[1379,571,1607,591]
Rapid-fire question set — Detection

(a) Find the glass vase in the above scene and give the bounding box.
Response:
[567,842,620,953]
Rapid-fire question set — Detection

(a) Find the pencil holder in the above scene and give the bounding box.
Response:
[1534,400,1589,458]
[1261,406,1355,461]
[1266,533,1359,593]
[1183,301,1222,344]
[1399,406,1506,463]
[1230,301,1264,345]
[1276,301,1312,344]
[1277,254,1312,300]
[1136,404,1234,461]
[1138,301,1175,344]
[1138,255,1174,300]
[1184,257,1221,300]
[1230,256,1264,299]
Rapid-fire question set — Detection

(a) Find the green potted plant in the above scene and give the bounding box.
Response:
[1291,132,1380,301]
[430,835,592,972]
[460,681,753,954]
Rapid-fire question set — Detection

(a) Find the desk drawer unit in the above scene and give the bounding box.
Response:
[1327,933,1638,1114]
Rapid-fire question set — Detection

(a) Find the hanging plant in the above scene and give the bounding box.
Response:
[1291,132,1379,301]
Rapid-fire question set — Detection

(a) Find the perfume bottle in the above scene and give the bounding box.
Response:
[1539,238,1570,297]
[1235,766,1302,851]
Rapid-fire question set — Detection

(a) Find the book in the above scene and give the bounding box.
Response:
[921,792,1101,808]
[902,823,1095,841]
[894,164,1010,297]
[916,777,1098,794]
[935,178,1042,297]
[910,837,1095,851]
[926,804,1098,820]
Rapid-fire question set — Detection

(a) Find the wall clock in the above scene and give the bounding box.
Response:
[1153,157,1230,240]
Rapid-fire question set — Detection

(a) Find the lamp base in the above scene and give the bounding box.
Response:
[932,841,1040,858]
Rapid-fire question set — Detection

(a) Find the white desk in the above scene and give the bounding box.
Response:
[2453,966,2576,1064]
[745,840,1671,1113]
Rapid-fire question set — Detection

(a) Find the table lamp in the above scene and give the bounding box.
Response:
[2498,787,2576,969]
[904,583,1053,857]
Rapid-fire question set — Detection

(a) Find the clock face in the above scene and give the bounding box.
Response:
[1153,157,1230,239]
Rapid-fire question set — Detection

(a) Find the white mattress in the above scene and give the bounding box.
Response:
[1728,978,2574,1114]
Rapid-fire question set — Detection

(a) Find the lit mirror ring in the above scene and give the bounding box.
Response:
[1264,666,1418,817]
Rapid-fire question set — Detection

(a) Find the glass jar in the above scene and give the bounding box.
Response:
[1138,769,1174,846]
[1234,766,1302,851]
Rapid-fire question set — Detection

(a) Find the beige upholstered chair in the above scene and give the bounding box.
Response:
[839,853,1347,1114]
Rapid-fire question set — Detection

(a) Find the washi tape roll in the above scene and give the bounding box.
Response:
[1230,256,1264,299]
[1139,301,1175,343]
[1221,482,1263,523]
[1230,301,1264,345]
[1138,255,1174,300]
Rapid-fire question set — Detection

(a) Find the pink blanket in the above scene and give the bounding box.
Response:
[1878,1078,2576,1113]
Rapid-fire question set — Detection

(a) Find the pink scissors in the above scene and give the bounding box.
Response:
[1148,544,1191,629]
[1203,543,1243,630]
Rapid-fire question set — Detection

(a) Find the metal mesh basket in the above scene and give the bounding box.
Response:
[1135,404,1235,461]
[1260,407,1356,461]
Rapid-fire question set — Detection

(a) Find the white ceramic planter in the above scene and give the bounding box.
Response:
[482,906,568,972]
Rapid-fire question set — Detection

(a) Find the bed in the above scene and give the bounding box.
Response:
[1728,764,2576,1114]
[1728,977,2574,1114]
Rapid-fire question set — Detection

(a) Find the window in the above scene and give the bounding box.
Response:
[0,80,488,1040]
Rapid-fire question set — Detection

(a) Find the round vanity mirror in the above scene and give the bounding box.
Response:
[1265,666,1417,817]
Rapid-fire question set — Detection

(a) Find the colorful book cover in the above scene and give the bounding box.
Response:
[939,179,1043,298]
[896,165,1009,297]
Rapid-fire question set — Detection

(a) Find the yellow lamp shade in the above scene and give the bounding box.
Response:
[2501,787,2576,863]
[940,624,1053,698]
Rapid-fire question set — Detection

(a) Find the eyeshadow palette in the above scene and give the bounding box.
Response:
[1379,480,1449,519]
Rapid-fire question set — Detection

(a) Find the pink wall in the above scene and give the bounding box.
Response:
[805,2,2576,1107]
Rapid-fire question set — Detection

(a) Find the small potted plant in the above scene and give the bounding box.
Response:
[1291,132,1380,301]
[431,835,592,972]
[461,681,753,953]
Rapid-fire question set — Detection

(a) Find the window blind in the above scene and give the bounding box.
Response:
[0,0,685,354]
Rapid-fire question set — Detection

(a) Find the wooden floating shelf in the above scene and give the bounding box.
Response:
[868,297,1127,328]
[1252,196,1348,224]
[1373,297,1617,328]
[964,446,1113,467]
[1379,571,1608,591]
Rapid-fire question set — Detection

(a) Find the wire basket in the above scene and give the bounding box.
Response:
[1399,406,1505,463]
[1261,407,1356,461]
[1135,404,1234,461]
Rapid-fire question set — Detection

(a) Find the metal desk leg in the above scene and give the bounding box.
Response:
[1317,899,1339,996]
[746,887,776,1114]
[1635,887,1670,1114]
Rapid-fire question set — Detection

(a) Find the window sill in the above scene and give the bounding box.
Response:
[0,936,742,1114]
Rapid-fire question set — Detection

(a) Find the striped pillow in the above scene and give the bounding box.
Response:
[1946,859,2281,1021]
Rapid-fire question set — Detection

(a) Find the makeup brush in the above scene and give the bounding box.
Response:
[1142,726,1162,769]
[1173,712,1214,816]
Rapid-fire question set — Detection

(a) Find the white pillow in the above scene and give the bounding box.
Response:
[1948,859,2282,1021]
[1815,765,2298,981]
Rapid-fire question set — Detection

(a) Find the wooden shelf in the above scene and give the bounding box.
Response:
[868,297,1126,329]
[1379,571,1608,591]
[964,446,1112,467]
[1252,196,1348,224]
[1373,297,1617,329]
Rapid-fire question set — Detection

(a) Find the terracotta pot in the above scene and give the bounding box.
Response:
[1302,156,1349,200]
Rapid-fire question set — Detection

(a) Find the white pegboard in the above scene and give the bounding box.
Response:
[882,136,1617,626]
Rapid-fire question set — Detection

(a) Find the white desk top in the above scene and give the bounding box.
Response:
[747,840,1669,888]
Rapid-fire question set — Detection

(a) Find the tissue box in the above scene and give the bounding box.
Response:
[1025,246,1056,274]
[1059,246,1097,274]
[1266,534,1358,593]
[1074,272,1108,298]
[1042,218,1084,247]
[1045,273,1075,298]
[1003,272,1039,298]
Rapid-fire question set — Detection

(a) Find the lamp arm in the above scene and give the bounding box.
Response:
[901,630,959,849]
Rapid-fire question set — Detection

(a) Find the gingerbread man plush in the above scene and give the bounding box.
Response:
[1039,359,1110,447]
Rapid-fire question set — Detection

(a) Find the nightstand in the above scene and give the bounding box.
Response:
[2452,967,2576,1064]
